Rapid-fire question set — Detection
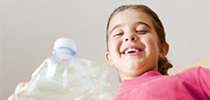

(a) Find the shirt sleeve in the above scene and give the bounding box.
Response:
[197,67,210,98]
[177,67,210,99]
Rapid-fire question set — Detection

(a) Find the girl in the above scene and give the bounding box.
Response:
[8,4,209,100]
[105,4,209,100]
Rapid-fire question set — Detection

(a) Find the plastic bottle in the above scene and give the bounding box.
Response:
[16,38,116,100]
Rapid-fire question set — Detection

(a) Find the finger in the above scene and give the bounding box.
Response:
[15,82,27,94]
[7,94,15,100]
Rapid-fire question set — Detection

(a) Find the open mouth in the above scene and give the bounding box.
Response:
[122,47,143,55]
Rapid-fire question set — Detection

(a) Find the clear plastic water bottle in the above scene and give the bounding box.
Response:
[16,38,116,100]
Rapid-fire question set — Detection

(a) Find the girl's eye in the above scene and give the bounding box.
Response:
[113,33,123,37]
[136,30,148,34]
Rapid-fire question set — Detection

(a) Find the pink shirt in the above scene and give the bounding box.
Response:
[115,67,210,100]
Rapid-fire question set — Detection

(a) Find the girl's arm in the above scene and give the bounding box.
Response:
[7,82,28,100]
[176,67,210,99]
[198,67,210,98]
[169,56,210,75]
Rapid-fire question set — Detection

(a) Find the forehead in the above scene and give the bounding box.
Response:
[108,9,154,33]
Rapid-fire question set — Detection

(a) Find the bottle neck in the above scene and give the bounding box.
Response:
[52,47,76,61]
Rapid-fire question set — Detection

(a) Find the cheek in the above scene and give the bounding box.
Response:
[143,36,160,52]
[108,41,115,52]
[108,39,121,51]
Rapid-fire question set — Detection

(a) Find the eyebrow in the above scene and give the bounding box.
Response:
[135,22,151,29]
[109,21,151,34]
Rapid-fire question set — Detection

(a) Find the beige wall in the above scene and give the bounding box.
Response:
[1,0,209,99]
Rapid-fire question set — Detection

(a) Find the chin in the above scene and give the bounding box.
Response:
[126,61,144,68]
[128,70,146,78]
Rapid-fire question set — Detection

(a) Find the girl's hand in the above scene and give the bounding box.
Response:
[7,94,15,100]
[7,82,28,100]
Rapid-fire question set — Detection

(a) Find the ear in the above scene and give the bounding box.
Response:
[105,52,114,66]
[159,43,169,58]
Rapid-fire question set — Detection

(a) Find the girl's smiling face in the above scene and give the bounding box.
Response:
[106,9,167,81]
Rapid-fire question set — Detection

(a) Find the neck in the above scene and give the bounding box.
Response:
[120,74,136,82]
[119,67,159,81]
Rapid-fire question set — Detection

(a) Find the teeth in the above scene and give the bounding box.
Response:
[124,48,140,54]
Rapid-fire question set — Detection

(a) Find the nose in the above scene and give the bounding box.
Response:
[124,34,138,42]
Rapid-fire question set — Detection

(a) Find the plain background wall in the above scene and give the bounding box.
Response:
[1,0,209,99]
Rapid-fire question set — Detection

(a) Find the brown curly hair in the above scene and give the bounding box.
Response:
[106,4,173,75]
